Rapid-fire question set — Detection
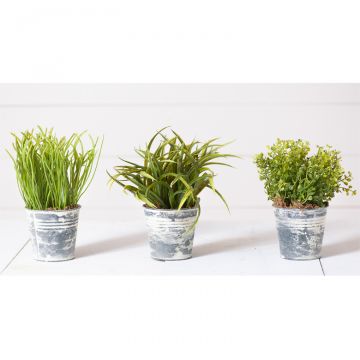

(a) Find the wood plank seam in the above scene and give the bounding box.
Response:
[1,240,30,275]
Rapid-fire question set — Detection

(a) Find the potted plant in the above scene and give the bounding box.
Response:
[7,127,102,262]
[255,139,356,260]
[108,127,237,261]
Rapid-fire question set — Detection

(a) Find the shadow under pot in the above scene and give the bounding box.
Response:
[144,207,198,261]
[26,206,81,262]
[274,207,327,260]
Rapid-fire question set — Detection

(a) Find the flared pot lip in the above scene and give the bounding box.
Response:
[273,205,328,213]
[25,204,81,214]
[143,205,199,214]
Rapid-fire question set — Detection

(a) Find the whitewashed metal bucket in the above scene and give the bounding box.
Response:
[144,207,198,261]
[26,206,81,262]
[274,207,327,260]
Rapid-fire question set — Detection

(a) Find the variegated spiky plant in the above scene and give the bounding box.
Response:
[108,127,238,211]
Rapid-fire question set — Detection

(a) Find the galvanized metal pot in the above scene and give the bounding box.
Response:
[26,206,81,262]
[144,207,198,261]
[274,207,327,260]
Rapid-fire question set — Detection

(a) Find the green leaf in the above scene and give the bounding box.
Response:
[140,171,156,181]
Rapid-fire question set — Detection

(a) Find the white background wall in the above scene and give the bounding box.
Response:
[0,84,359,211]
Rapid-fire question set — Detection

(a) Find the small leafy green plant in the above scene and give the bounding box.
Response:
[7,127,102,210]
[255,139,356,208]
[108,128,238,211]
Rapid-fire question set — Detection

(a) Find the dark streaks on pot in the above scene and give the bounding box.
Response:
[274,207,327,260]
[26,207,80,262]
[144,207,198,261]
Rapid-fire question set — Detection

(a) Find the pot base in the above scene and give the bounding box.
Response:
[151,255,192,262]
[281,255,320,261]
[33,256,75,262]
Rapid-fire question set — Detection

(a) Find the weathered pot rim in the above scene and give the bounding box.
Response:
[143,205,198,214]
[25,205,81,214]
[273,205,328,212]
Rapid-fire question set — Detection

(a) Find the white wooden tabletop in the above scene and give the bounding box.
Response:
[1,207,359,276]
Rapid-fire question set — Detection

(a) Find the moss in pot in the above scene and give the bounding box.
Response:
[7,127,102,262]
[108,127,238,261]
[255,139,356,260]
